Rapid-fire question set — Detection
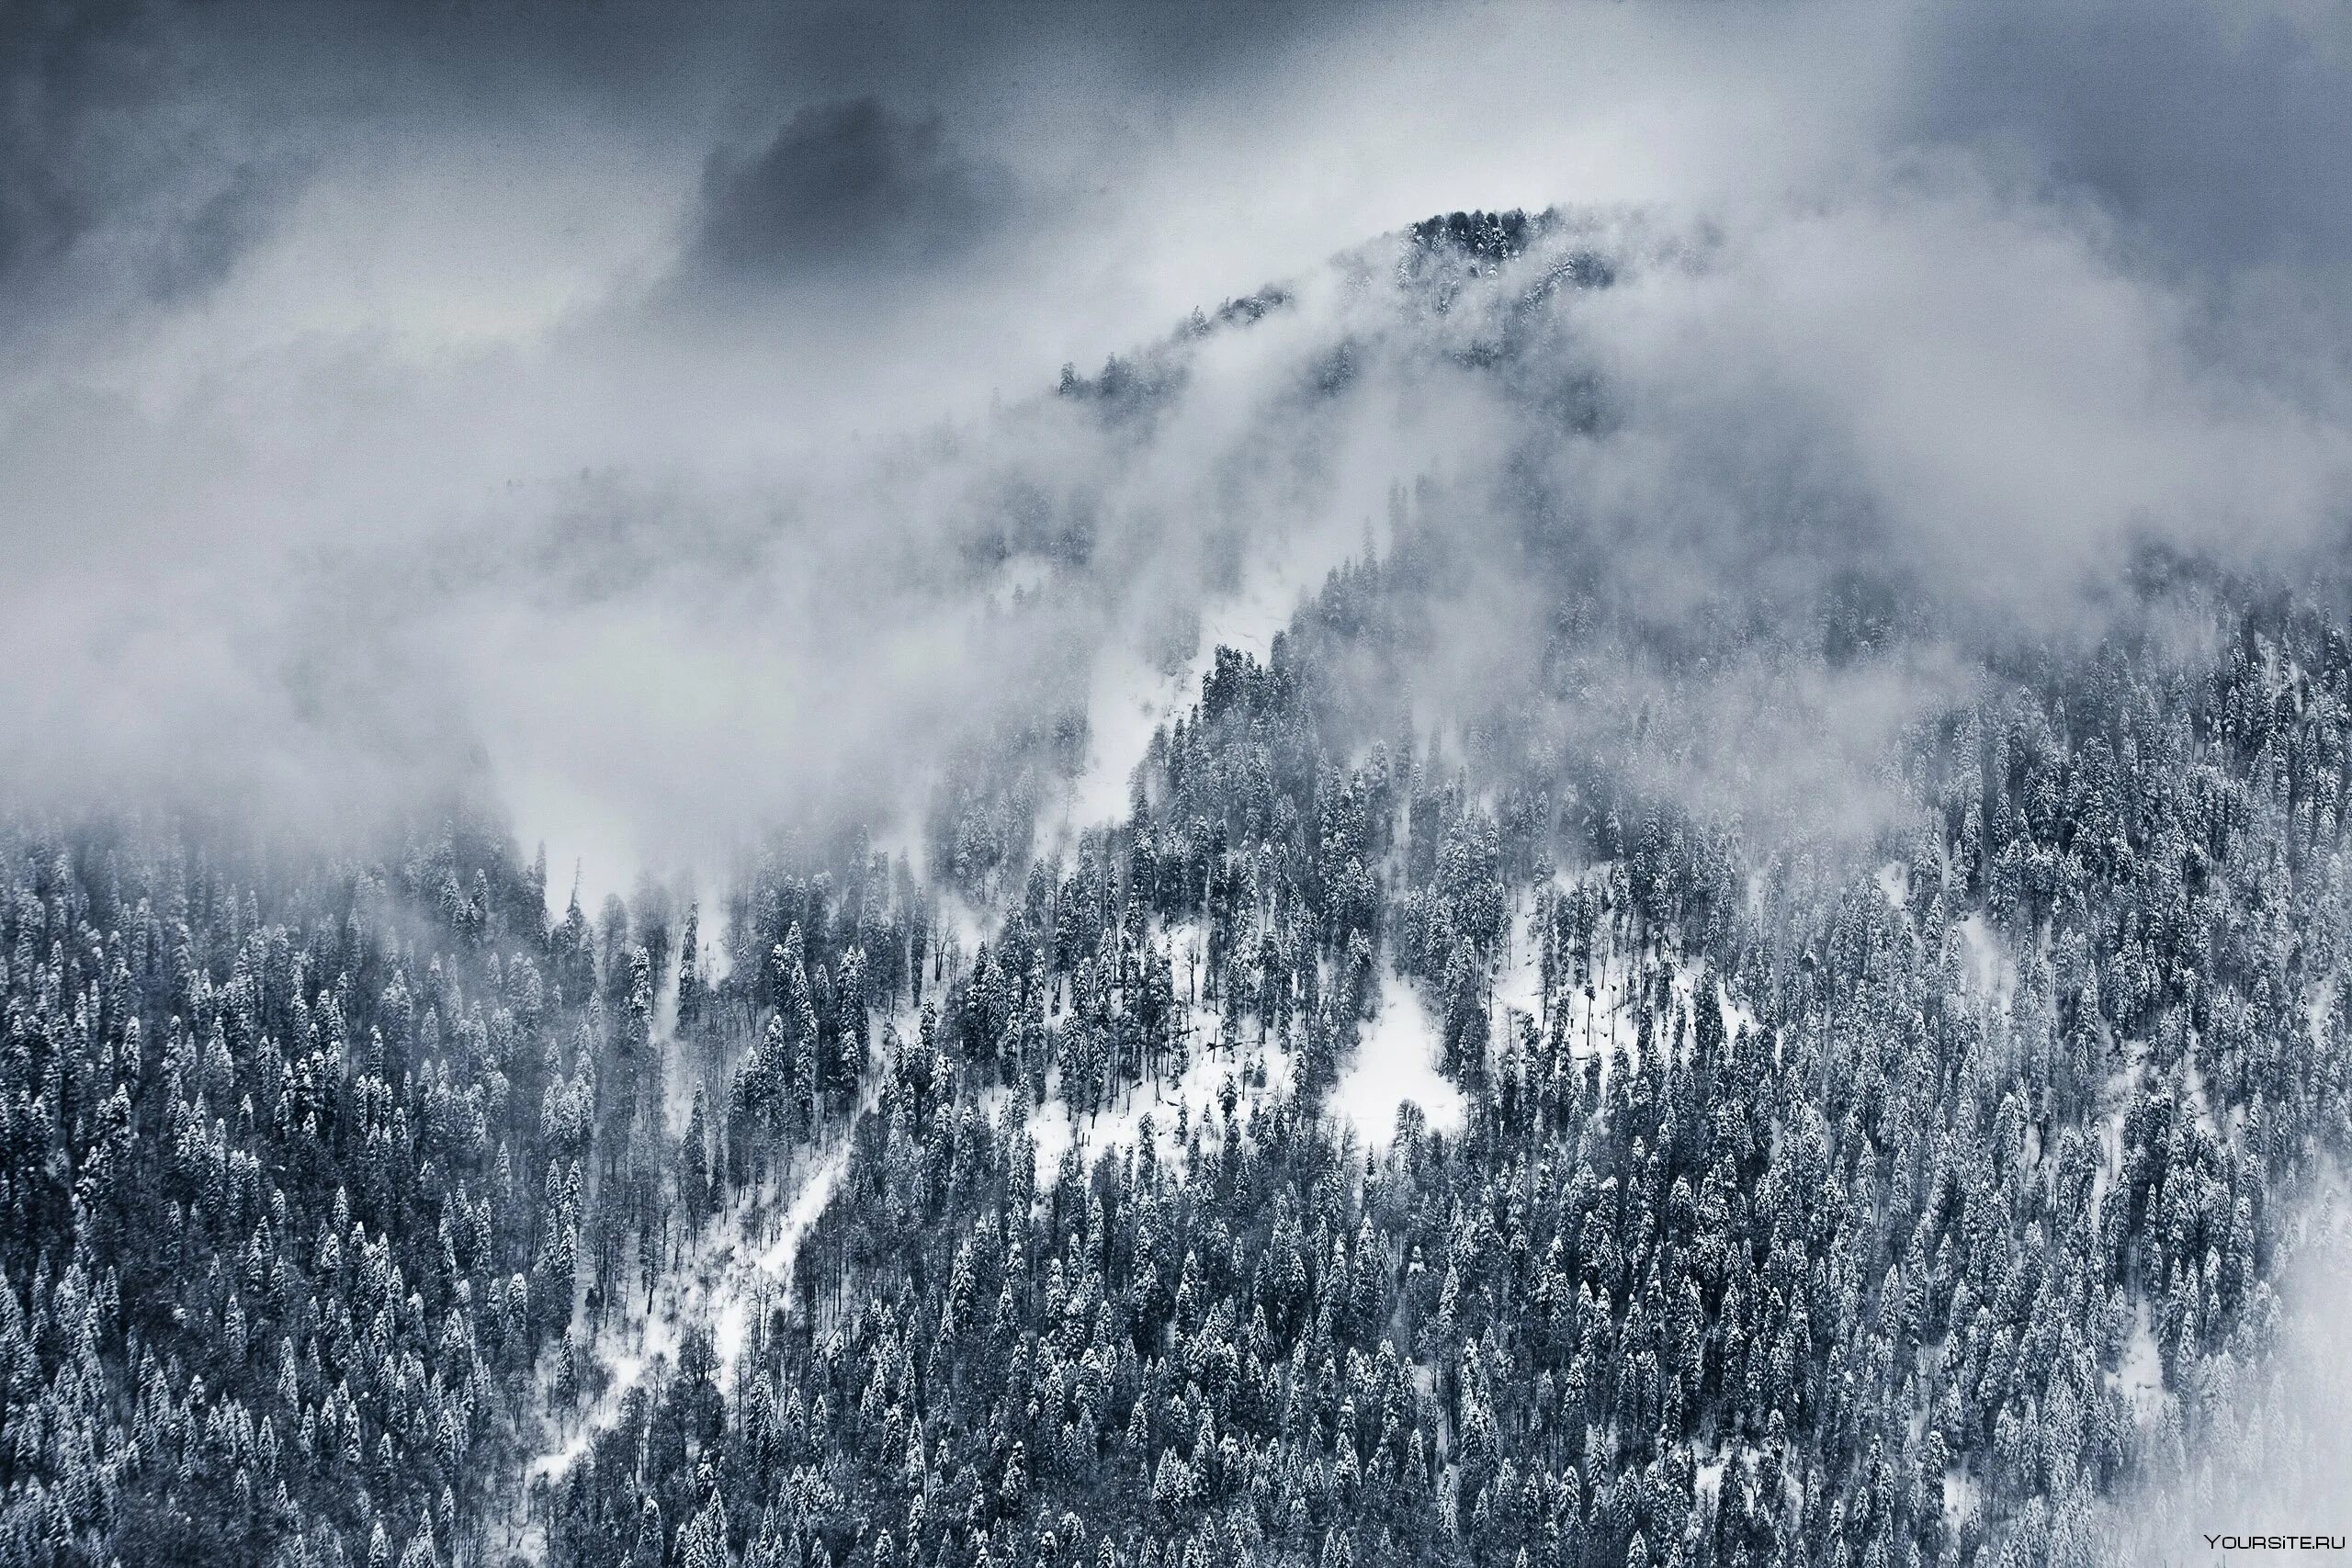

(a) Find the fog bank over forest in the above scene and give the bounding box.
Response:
[6,0,2347,891]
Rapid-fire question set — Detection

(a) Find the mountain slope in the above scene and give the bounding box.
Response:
[1,215,2346,1568]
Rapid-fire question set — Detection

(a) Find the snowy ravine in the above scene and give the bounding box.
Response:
[521,1146,851,1491]
[509,986,899,1562]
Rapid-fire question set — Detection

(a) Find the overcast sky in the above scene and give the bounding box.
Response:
[4,0,2348,888]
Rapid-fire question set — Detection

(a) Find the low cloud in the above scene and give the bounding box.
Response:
[3,0,2351,902]
[691,97,1019,282]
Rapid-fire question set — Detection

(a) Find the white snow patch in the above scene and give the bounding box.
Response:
[524,1145,847,1488]
[1494,896,1548,1030]
[2090,1040,2145,1221]
[1955,914,2013,1004]
[1548,938,1641,1065]
[1331,969,1464,1145]
[526,1314,670,1484]
[1943,1468,1981,1528]
[683,874,735,983]
[1874,860,1909,914]
[712,1145,850,1377]
[1490,870,1754,1074]
[2114,1299,2165,1423]
[1023,1004,1294,1186]
[1713,974,1760,1050]
[522,1016,906,1492]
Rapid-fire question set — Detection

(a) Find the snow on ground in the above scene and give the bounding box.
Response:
[1499,886,1755,1072]
[1493,895,1549,1029]
[2113,1298,2165,1423]
[1943,1468,1982,1530]
[526,1303,673,1484]
[1874,860,1910,915]
[711,1145,850,1377]
[1545,939,1641,1065]
[1715,973,1760,1045]
[525,1011,909,1492]
[2090,1041,2145,1221]
[694,888,735,983]
[2309,976,2338,1056]
[1331,969,1464,1145]
[1954,914,2013,1004]
[523,1145,847,1488]
[1556,953,1748,1070]
[1024,998,1295,1187]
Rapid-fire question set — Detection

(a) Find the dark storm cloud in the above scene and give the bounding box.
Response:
[0,0,109,283]
[0,0,289,312]
[692,98,1018,281]
[0,0,743,325]
[1912,0,2352,275]
[714,0,1367,103]
[669,1,1382,289]
[0,0,1363,320]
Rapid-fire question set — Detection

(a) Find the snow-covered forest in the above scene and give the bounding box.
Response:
[6,5,2351,1567]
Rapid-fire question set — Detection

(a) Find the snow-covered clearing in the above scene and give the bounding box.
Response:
[1331,969,1464,1145]
[1023,1010,1295,1187]
[1491,872,1753,1070]
[526,1302,671,1486]
[525,1010,910,1492]
[1493,894,1550,1029]
[1874,860,1910,915]
[1943,1468,1982,1530]
[2112,1298,2165,1422]
[1954,914,2013,1005]
[710,1145,850,1378]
